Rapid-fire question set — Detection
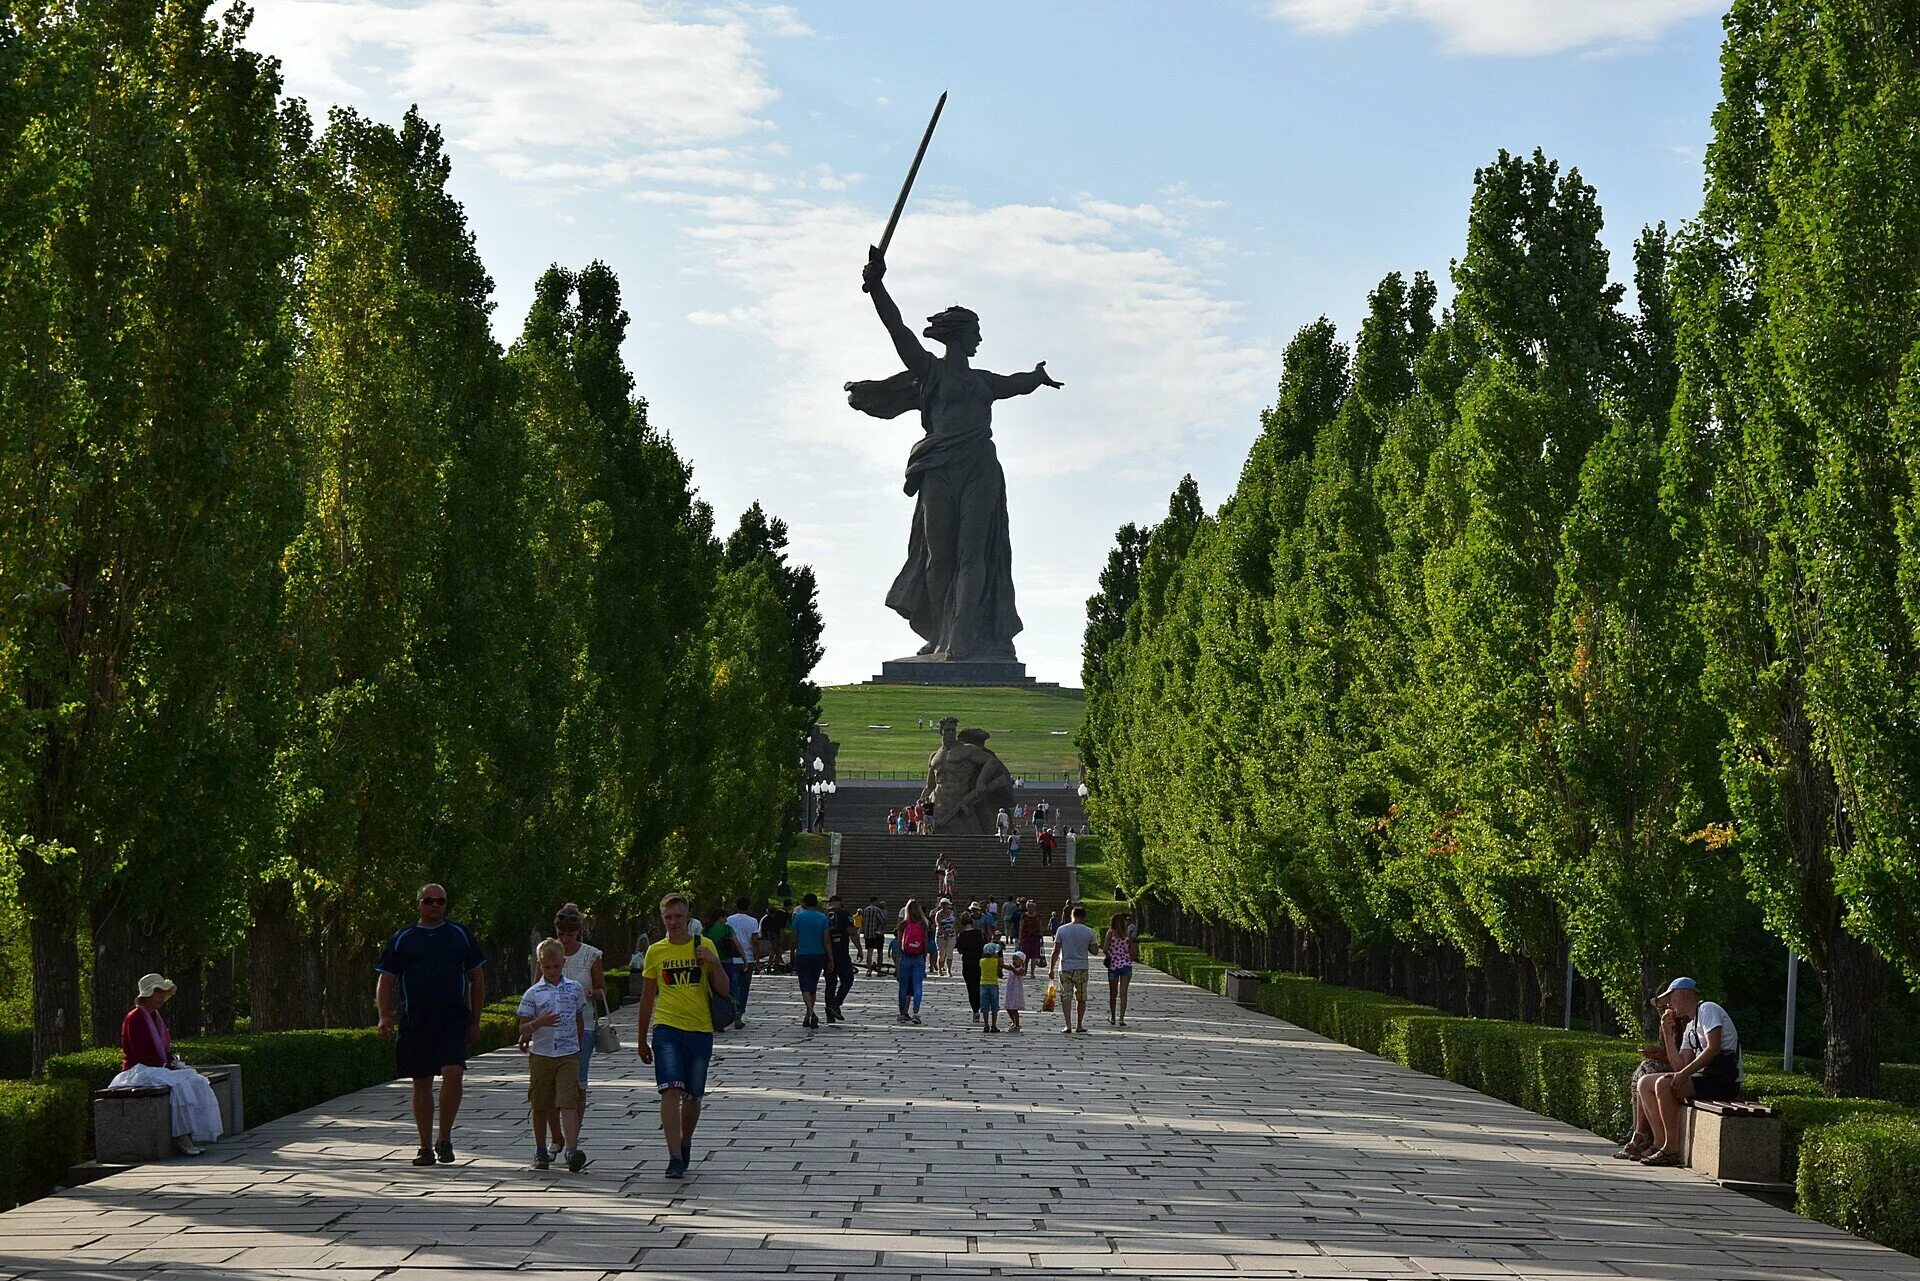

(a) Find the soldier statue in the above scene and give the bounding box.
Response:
[918,715,1015,835]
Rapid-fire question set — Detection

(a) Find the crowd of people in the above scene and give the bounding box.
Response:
[349,878,1147,1180]
[110,877,1749,1186]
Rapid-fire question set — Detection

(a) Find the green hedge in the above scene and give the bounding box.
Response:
[1139,937,1920,1255]
[0,1080,87,1210]
[1799,1116,1920,1255]
[43,1009,519,1134]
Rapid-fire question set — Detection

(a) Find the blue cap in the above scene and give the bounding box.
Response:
[1657,976,1698,998]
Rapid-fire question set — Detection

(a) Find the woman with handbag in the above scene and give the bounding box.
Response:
[895,899,930,1024]
[554,905,609,1109]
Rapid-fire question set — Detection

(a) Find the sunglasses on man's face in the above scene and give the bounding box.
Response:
[419,897,446,906]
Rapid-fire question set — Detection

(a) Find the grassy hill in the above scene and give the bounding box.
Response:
[819,683,1085,777]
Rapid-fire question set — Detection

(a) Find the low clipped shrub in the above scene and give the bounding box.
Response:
[1798,1115,1920,1255]
[1141,934,1920,1253]
[0,1079,87,1210]
[44,1009,519,1133]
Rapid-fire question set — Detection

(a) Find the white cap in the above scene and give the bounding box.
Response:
[137,973,176,999]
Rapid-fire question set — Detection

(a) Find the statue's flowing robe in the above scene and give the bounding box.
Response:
[847,359,1024,659]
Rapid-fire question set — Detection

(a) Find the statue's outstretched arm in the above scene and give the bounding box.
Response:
[984,362,1064,401]
[863,247,930,376]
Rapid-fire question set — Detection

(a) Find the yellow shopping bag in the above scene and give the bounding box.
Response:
[1043,981,1057,1012]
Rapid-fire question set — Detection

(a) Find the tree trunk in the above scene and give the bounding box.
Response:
[90,897,167,1047]
[29,915,83,1068]
[1821,924,1882,1096]
[204,947,238,1035]
[167,952,205,1040]
[248,883,322,1032]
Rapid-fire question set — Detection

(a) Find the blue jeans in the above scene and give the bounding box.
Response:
[577,1033,594,1086]
[652,1025,713,1099]
[896,953,926,1015]
[728,963,751,1017]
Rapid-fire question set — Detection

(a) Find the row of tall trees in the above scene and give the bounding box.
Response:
[0,2,821,1067]
[1080,0,1920,1095]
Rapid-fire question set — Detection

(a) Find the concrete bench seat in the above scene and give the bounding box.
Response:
[1680,1097,1783,1187]
[90,1065,243,1163]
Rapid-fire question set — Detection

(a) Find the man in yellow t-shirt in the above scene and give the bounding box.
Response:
[636,892,730,1179]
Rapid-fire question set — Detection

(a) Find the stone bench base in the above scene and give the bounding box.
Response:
[91,1065,243,1163]
[1680,1098,1782,1185]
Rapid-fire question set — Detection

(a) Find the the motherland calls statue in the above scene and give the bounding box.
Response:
[918,715,1015,835]
[845,94,1063,665]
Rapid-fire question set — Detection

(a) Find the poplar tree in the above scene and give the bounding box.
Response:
[0,1,301,1061]
[264,107,501,1027]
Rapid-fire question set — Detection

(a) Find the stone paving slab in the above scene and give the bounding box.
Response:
[3,965,1918,1279]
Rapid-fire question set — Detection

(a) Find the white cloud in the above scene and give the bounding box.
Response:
[243,0,1277,685]
[249,0,781,176]
[1267,0,1725,56]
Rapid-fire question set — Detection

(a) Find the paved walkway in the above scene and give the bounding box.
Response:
[4,965,1917,1281]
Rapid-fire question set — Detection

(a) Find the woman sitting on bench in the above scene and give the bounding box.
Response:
[1628,976,1741,1168]
[110,973,223,1156]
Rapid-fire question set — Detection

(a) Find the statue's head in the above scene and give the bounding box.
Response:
[939,715,959,742]
[958,727,990,747]
[923,306,980,357]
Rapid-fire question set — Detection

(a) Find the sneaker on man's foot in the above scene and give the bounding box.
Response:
[911,1013,923,1025]
[533,1149,552,1170]
[566,1148,588,1173]
[412,1147,437,1167]
[435,1139,455,1164]
[733,1018,746,1030]
[665,1155,687,1179]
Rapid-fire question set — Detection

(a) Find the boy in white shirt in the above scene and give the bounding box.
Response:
[517,938,589,1171]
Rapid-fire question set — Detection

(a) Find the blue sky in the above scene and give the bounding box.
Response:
[251,0,1730,686]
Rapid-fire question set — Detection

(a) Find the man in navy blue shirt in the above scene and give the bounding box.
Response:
[377,883,485,1167]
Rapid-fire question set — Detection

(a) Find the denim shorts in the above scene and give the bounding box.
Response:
[652,1025,714,1099]
[980,984,1001,1013]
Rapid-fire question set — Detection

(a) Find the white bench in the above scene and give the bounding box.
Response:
[91,1065,243,1163]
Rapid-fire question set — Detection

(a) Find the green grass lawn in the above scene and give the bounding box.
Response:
[819,684,1085,777]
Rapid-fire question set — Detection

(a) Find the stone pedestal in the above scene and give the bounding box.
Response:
[1681,1100,1782,1184]
[868,656,1055,687]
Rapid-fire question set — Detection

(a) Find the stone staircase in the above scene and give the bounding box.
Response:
[833,833,1073,918]
[828,781,1086,836]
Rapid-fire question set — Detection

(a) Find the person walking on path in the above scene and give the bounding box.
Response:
[1007,831,1021,866]
[703,906,744,1030]
[956,910,986,1023]
[635,892,730,1179]
[517,938,589,1172]
[791,893,833,1029]
[760,900,792,973]
[377,883,486,1166]
[864,897,890,974]
[895,898,931,1023]
[1005,949,1027,1032]
[553,905,606,1104]
[1105,913,1135,1027]
[1019,898,1044,968]
[1050,905,1097,1034]
[935,898,958,977]
[1038,827,1055,867]
[825,894,857,1022]
[111,974,223,1155]
[979,942,1004,1033]
[996,807,1011,841]
[725,897,762,1027]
